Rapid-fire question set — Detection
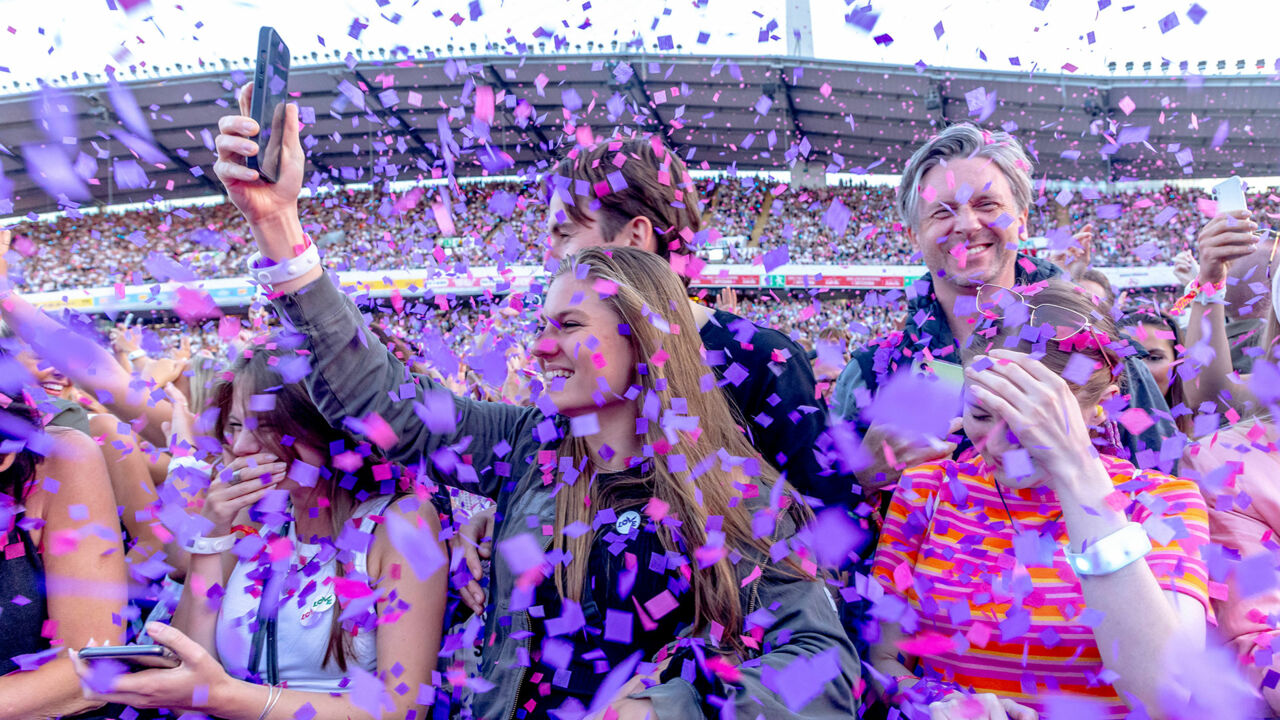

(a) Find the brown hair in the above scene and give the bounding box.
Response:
[549,247,810,656]
[546,135,704,281]
[0,401,43,505]
[210,350,375,672]
[964,281,1123,407]
[1079,268,1117,308]
[1118,311,1191,435]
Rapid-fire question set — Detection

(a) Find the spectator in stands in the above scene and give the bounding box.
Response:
[0,399,128,719]
[871,282,1210,718]
[74,348,449,720]
[832,123,1176,493]
[1078,268,1117,308]
[1119,311,1193,436]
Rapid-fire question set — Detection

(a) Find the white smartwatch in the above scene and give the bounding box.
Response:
[245,238,320,286]
[1065,522,1152,577]
[185,533,237,555]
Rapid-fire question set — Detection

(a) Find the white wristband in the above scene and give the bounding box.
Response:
[246,237,320,286]
[186,533,236,555]
[1065,522,1152,577]
[127,349,148,361]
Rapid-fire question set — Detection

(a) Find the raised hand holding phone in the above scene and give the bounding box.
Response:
[246,27,290,184]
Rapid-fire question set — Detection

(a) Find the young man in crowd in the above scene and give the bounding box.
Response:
[541,135,846,507]
[831,122,1176,491]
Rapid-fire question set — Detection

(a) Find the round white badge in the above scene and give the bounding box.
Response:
[299,589,336,628]
[615,510,642,534]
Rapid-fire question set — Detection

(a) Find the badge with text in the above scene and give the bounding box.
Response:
[299,588,336,627]
[615,510,642,534]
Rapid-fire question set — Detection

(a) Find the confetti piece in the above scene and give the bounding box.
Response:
[897,630,955,656]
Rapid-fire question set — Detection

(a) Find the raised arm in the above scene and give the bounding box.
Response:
[0,428,128,720]
[210,85,532,498]
[0,230,173,447]
[1182,211,1260,414]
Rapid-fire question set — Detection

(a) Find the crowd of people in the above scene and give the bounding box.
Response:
[12,167,1280,293]
[3,102,1279,720]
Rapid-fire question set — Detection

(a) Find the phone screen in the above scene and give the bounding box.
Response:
[250,27,290,183]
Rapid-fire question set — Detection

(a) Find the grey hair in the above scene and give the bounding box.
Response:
[896,123,1035,231]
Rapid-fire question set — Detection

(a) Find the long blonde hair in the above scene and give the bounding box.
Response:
[549,247,809,656]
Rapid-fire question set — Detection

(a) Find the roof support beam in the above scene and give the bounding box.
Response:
[618,63,671,138]
[483,64,557,163]
[351,68,435,156]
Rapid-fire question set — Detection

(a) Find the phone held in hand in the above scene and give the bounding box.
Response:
[1213,176,1247,214]
[77,644,180,670]
[247,26,291,184]
[913,358,965,389]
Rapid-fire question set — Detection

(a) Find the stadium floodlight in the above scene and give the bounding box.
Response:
[1237,60,1246,70]
[1197,60,1207,72]
[1107,61,1116,73]
[1217,60,1227,70]
[1142,61,1151,72]
[1124,61,1134,72]
[1259,59,1267,69]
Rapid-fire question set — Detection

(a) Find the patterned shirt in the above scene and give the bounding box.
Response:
[872,454,1212,717]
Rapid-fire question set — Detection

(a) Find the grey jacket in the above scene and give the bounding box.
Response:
[271,273,861,719]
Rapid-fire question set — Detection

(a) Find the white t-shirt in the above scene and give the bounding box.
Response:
[215,496,392,692]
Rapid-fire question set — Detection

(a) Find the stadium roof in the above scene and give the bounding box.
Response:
[4,52,1279,217]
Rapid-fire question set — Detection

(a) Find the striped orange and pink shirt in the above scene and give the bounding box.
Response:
[871,454,1212,717]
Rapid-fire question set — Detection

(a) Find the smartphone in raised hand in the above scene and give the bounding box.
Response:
[1213,176,1247,214]
[247,27,290,184]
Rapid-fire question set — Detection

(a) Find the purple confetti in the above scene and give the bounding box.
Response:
[386,510,446,581]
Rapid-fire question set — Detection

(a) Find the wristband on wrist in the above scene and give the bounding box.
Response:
[127,349,148,361]
[185,533,236,555]
[1190,278,1227,306]
[1171,278,1225,314]
[1065,521,1152,577]
[246,234,319,286]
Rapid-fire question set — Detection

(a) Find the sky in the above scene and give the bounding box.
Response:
[0,0,1273,93]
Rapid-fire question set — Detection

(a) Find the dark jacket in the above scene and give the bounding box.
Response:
[832,255,1178,471]
[700,309,845,507]
[270,273,861,719]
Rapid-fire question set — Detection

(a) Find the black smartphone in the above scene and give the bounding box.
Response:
[247,26,290,184]
[77,644,180,670]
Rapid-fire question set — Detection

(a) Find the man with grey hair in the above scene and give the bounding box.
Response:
[830,123,1175,490]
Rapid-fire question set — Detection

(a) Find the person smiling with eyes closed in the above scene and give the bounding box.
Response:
[869,282,1212,720]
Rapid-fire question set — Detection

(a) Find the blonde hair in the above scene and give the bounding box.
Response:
[549,246,808,655]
